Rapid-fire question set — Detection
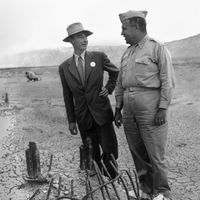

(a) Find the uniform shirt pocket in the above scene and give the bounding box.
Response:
[135,57,151,64]
[135,56,158,74]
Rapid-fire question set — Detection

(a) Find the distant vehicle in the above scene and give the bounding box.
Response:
[25,71,41,82]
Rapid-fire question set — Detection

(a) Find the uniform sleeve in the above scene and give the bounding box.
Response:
[102,52,119,94]
[115,65,124,109]
[158,45,176,109]
[58,65,76,123]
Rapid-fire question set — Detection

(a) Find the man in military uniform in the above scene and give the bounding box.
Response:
[115,10,175,200]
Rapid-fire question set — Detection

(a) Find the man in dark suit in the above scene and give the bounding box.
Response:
[59,22,119,178]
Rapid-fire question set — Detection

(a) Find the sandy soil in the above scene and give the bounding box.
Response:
[0,64,200,200]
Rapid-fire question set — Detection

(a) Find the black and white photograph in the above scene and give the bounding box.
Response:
[0,0,200,199]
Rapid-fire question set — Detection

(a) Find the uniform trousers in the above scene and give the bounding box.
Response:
[122,87,171,197]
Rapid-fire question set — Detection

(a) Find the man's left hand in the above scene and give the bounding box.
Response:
[154,108,167,126]
[99,87,109,97]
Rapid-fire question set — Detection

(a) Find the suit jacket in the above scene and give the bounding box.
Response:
[59,51,119,131]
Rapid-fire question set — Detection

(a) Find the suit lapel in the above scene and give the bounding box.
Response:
[85,51,93,83]
[67,56,82,83]
[65,52,95,87]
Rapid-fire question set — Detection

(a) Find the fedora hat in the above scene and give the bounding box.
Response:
[63,22,93,42]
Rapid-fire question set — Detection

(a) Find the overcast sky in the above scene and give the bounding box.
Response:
[0,0,200,54]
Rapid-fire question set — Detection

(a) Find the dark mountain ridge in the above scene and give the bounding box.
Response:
[0,34,200,68]
[166,33,200,64]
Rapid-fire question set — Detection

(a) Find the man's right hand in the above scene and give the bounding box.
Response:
[114,108,122,128]
[69,122,78,135]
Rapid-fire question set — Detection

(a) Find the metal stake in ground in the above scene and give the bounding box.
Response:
[5,92,9,104]
[25,142,41,179]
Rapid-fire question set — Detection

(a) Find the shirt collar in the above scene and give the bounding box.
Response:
[74,51,85,61]
[137,34,149,49]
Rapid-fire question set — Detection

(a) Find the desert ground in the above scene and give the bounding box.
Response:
[0,64,200,200]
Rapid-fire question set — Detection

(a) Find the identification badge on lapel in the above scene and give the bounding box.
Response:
[90,62,96,67]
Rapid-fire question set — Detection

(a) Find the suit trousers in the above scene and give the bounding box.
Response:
[80,120,118,178]
[122,88,171,197]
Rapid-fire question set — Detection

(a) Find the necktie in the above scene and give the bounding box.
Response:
[77,56,85,85]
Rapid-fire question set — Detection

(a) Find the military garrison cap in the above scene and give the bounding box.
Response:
[119,10,148,22]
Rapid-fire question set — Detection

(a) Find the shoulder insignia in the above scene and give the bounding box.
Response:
[148,37,164,46]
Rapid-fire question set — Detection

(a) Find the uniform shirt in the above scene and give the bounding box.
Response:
[115,35,175,109]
